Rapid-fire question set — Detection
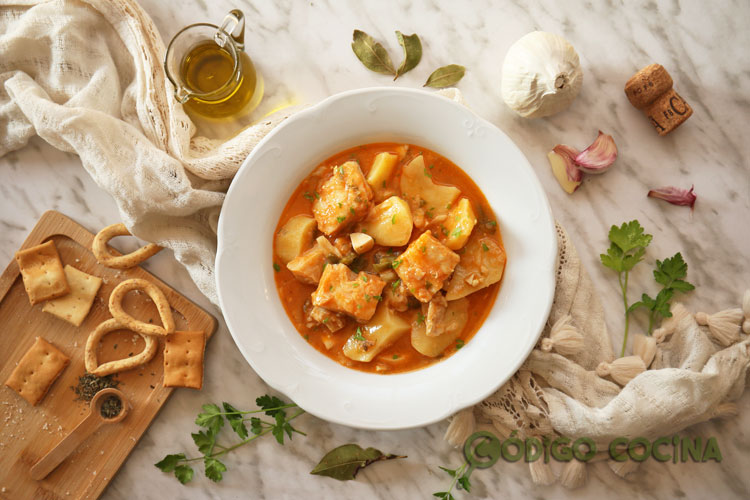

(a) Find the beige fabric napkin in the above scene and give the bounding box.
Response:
[445,223,750,488]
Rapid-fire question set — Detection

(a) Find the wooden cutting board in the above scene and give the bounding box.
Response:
[0,211,217,500]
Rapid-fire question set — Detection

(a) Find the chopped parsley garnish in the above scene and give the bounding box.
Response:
[456,339,465,350]
[391,259,402,269]
[353,327,365,341]
[392,279,401,290]
[424,168,432,178]
[365,294,371,302]
[420,245,426,253]
[391,215,397,224]
[373,295,382,301]
[482,243,490,252]
[338,202,343,208]
[451,228,462,238]
[322,317,330,324]
[336,215,347,223]
[349,207,355,214]
[314,191,320,199]
[338,166,344,175]
[273,262,281,272]
[446,203,452,209]
[417,312,425,324]
[361,275,368,282]
[303,192,314,201]
[351,282,360,288]
[393,354,400,360]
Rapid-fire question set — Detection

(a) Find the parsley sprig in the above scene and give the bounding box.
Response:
[155,395,306,484]
[434,461,471,499]
[600,220,652,357]
[630,252,695,334]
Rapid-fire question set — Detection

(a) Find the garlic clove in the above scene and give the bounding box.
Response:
[647,185,697,208]
[548,147,582,194]
[574,131,617,173]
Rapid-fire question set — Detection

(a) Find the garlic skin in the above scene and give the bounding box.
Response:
[501,31,583,118]
[648,185,697,208]
[574,131,618,173]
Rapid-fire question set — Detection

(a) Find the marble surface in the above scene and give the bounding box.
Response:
[2,0,749,499]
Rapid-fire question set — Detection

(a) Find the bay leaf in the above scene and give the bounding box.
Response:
[395,31,422,79]
[423,64,466,88]
[351,30,396,76]
[310,443,406,481]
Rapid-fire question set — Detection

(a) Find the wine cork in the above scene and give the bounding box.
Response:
[624,64,692,136]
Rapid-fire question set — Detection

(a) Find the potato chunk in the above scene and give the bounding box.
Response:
[275,215,317,264]
[360,196,413,247]
[366,152,399,201]
[394,231,460,303]
[342,304,410,362]
[444,232,507,300]
[411,298,469,357]
[439,198,477,250]
[400,155,460,217]
[286,245,328,285]
[312,161,373,236]
[311,264,386,322]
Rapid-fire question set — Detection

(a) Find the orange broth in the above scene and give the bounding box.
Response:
[273,143,504,374]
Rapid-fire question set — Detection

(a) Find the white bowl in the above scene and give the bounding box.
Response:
[216,87,556,430]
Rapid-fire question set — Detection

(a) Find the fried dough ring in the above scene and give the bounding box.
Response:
[93,223,162,269]
[108,278,175,337]
[84,318,158,376]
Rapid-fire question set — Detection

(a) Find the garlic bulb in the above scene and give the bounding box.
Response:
[501,31,583,118]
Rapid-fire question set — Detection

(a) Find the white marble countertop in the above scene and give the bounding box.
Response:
[2,0,749,498]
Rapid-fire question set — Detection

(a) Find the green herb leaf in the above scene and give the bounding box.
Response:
[273,262,281,272]
[395,31,422,78]
[223,402,248,439]
[353,327,366,341]
[204,457,227,482]
[303,192,314,201]
[310,444,406,481]
[191,430,216,455]
[433,493,455,500]
[457,475,471,492]
[195,404,224,435]
[438,466,457,477]
[608,220,653,254]
[256,395,287,417]
[351,30,396,76]
[654,253,694,290]
[424,64,466,88]
[455,339,465,350]
[155,453,186,472]
[250,417,263,435]
[392,278,401,290]
[174,465,194,484]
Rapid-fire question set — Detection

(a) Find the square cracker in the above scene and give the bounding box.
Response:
[15,240,70,305]
[5,337,70,406]
[163,331,206,390]
[42,265,103,326]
